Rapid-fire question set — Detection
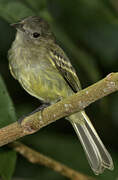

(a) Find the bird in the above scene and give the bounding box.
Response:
[8,16,114,175]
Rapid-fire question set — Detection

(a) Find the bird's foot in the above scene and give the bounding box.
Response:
[18,103,50,124]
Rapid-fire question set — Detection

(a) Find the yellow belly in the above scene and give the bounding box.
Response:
[18,67,73,104]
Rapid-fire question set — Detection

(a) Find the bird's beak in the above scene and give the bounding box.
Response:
[10,22,24,31]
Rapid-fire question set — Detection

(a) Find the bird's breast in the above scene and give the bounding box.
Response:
[9,45,73,103]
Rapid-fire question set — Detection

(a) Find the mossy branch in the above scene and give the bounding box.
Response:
[0,73,118,147]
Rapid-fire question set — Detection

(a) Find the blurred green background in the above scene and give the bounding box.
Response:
[0,0,118,180]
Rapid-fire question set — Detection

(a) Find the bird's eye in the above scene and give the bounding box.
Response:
[32,32,40,38]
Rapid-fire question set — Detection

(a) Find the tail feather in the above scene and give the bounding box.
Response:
[68,111,114,175]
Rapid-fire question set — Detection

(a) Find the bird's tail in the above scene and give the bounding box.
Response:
[68,111,114,175]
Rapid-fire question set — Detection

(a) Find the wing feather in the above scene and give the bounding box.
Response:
[49,47,81,92]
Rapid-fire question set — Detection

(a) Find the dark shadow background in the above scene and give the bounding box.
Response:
[0,0,118,179]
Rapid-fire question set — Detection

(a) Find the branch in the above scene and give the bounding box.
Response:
[0,73,118,147]
[9,141,95,180]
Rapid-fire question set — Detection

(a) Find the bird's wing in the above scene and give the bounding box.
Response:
[49,46,81,92]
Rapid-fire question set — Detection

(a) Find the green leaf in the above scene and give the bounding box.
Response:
[0,75,16,127]
[0,75,17,180]
[0,1,35,23]
[24,0,48,11]
[0,148,17,180]
[0,0,52,23]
